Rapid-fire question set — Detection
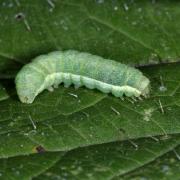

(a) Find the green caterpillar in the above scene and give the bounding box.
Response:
[15,50,150,103]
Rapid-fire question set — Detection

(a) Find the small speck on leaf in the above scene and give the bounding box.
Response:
[34,145,46,153]
[14,12,25,20]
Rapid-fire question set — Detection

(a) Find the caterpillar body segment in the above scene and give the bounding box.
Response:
[15,50,150,103]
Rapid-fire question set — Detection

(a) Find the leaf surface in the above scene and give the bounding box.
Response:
[0,84,9,101]
[0,0,180,78]
[0,63,179,158]
[34,135,180,180]
[117,145,180,180]
[0,152,64,180]
[0,1,180,179]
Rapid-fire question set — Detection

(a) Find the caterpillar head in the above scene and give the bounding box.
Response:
[15,66,44,104]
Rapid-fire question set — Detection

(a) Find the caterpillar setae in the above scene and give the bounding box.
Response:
[15,50,150,103]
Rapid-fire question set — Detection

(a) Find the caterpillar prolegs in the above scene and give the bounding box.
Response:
[15,50,150,103]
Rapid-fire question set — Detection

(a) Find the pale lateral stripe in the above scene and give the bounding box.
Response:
[35,72,141,98]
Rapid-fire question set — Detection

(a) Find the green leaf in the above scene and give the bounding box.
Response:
[0,0,180,78]
[0,84,9,101]
[117,146,180,180]
[0,63,179,158]
[0,152,64,180]
[0,1,180,179]
[33,135,180,180]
